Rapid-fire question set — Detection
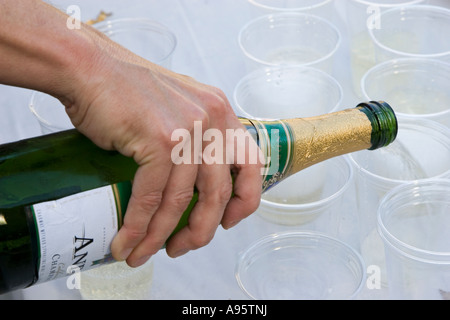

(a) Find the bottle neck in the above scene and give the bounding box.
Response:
[240,118,295,192]
[283,108,373,177]
[240,101,398,192]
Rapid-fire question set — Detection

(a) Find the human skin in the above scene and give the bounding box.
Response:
[0,0,263,267]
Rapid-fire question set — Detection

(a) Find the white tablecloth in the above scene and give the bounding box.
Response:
[1,0,448,300]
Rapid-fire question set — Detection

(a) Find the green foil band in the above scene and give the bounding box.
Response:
[250,120,294,192]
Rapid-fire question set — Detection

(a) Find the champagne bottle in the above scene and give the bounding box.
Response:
[0,101,397,294]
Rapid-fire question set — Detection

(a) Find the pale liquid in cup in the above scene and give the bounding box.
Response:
[259,172,326,225]
[366,79,450,117]
[265,46,323,66]
[362,139,428,180]
[350,31,421,97]
[350,32,376,97]
[380,89,450,116]
[262,167,326,205]
[256,158,351,228]
[80,260,154,300]
[262,184,324,204]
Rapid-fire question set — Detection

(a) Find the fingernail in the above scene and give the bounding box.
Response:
[172,248,189,258]
[117,248,133,261]
[224,220,240,230]
[129,255,152,268]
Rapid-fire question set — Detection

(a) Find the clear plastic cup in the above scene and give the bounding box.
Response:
[247,0,335,18]
[233,66,348,233]
[349,117,450,286]
[29,92,73,134]
[378,179,450,299]
[238,13,341,73]
[233,66,343,119]
[235,231,366,300]
[369,5,450,63]
[80,259,154,300]
[95,18,177,69]
[30,19,177,134]
[258,156,353,234]
[345,0,427,97]
[361,58,450,128]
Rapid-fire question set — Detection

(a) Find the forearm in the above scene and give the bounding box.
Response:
[0,0,103,102]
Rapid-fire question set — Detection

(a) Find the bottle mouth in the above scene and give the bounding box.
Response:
[357,101,399,150]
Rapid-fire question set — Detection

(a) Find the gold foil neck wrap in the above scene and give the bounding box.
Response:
[283,108,372,176]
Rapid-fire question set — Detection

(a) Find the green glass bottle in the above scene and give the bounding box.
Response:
[0,101,397,294]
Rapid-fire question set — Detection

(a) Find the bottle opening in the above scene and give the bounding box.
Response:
[357,101,398,150]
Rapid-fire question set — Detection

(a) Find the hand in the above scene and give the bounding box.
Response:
[0,0,262,268]
[61,30,263,267]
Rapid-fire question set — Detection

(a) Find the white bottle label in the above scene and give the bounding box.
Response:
[32,185,120,284]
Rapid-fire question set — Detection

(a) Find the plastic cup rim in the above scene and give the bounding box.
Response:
[29,91,71,131]
[248,0,333,12]
[377,178,450,264]
[238,12,342,68]
[94,17,177,64]
[348,0,426,8]
[348,117,450,185]
[368,5,450,58]
[233,65,344,119]
[259,156,353,211]
[361,57,450,119]
[235,230,366,300]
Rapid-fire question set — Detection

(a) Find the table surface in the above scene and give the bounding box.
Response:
[1,0,448,300]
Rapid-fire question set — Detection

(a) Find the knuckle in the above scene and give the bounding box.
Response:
[208,100,228,117]
[132,191,163,212]
[246,194,261,213]
[170,189,195,210]
[191,231,214,249]
[212,182,233,205]
[203,91,229,117]
[241,186,262,213]
[120,225,148,244]
[138,240,161,257]
[189,107,210,131]
[210,86,227,101]
[198,110,210,129]
[159,124,182,148]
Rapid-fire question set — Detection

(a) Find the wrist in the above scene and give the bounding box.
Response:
[0,1,110,105]
[57,25,114,106]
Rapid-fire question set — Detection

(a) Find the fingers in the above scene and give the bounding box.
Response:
[165,163,233,258]
[125,162,198,266]
[65,33,264,267]
[110,158,171,262]
[165,120,263,258]
[222,119,264,229]
[221,163,262,230]
[112,128,262,266]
